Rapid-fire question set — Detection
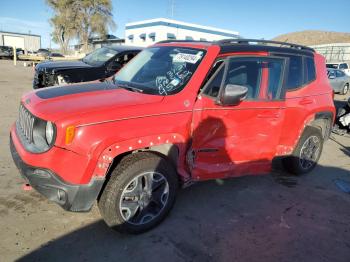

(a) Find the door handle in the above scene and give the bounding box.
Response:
[299,98,313,105]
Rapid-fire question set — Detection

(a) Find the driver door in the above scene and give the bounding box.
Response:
[190,55,287,180]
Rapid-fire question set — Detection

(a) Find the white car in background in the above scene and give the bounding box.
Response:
[326,62,350,76]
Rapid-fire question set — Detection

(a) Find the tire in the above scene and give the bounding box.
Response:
[282,126,323,175]
[98,152,178,234]
[341,84,349,95]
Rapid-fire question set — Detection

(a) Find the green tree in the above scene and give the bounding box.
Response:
[46,0,115,53]
[46,0,77,54]
[73,0,116,52]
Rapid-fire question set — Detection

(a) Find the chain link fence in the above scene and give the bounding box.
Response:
[311,43,350,62]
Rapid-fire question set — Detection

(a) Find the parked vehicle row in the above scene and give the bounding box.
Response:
[10,39,336,234]
[0,46,65,60]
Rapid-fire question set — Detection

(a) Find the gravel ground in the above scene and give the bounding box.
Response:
[0,59,349,262]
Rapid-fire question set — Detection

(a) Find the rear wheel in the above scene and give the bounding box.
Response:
[98,152,178,234]
[282,126,323,175]
[341,84,349,95]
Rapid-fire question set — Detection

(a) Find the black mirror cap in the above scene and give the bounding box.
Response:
[217,84,248,106]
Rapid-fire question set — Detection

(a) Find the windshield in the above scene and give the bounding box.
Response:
[326,64,339,69]
[82,47,118,66]
[113,46,205,95]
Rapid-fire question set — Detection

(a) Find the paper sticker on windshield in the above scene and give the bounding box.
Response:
[173,52,202,64]
[105,53,114,58]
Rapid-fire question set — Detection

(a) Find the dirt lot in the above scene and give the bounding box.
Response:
[0,59,349,262]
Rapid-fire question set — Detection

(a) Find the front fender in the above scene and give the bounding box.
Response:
[92,133,190,179]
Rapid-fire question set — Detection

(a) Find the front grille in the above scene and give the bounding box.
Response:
[18,104,35,143]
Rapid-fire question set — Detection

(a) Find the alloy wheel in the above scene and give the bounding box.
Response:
[119,172,169,225]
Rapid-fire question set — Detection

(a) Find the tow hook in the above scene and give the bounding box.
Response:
[22,184,32,191]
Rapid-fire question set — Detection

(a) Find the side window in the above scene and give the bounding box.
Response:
[203,63,225,98]
[267,60,284,99]
[336,70,345,77]
[305,57,316,83]
[225,57,284,100]
[285,55,303,90]
[328,70,335,78]
[225,59,261,99]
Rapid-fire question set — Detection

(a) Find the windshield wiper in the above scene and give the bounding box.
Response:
[118,83,144,93]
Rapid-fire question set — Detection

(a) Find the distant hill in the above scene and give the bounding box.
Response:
[272,30,350,46]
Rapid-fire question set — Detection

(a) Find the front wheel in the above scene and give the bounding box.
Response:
[282,126,323,175]
[98,152,178,234]
[341,84,349,95]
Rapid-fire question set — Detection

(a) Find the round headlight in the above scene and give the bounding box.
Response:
[45,121,54,145]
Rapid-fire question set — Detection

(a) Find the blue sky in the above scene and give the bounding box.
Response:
[0,0,349,48]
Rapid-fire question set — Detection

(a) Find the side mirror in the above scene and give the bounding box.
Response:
[217,84,248,106]
[329,75,335,79]
[107,62,122,72]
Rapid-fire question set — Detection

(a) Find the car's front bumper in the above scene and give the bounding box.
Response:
[10,133,105,212]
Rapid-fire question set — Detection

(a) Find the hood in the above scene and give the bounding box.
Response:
[36,60,93,72]
[22,82,165,125]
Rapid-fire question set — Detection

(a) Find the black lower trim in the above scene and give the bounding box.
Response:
[315,111,334,140]
[10,135,105,212]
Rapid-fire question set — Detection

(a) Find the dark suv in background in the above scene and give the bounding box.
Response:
[33,45,142,89]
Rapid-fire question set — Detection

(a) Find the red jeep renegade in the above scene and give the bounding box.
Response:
[10,39,335,234]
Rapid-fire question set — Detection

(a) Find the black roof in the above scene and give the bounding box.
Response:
[107,45,143,52]
[157,38,315,56]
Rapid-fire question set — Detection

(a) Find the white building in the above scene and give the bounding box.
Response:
[0,31,41,51]
[125,18,239,47]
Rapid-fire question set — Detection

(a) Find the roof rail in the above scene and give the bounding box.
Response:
[216,38,315,52]
[156,39,211,44]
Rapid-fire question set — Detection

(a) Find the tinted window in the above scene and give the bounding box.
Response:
[339,63,348,69]
[285,55,303,89]
[326,64,338,69]
[305,57,316,83]
[327,70,335,78]
[267,60,284,99]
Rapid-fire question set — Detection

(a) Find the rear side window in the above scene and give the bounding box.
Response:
[305,57,316,83]
[285,55,303,90]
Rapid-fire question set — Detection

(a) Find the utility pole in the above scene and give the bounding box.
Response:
[169,0,175,18]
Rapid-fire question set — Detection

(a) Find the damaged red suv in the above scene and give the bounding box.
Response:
[10,39,335,233]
